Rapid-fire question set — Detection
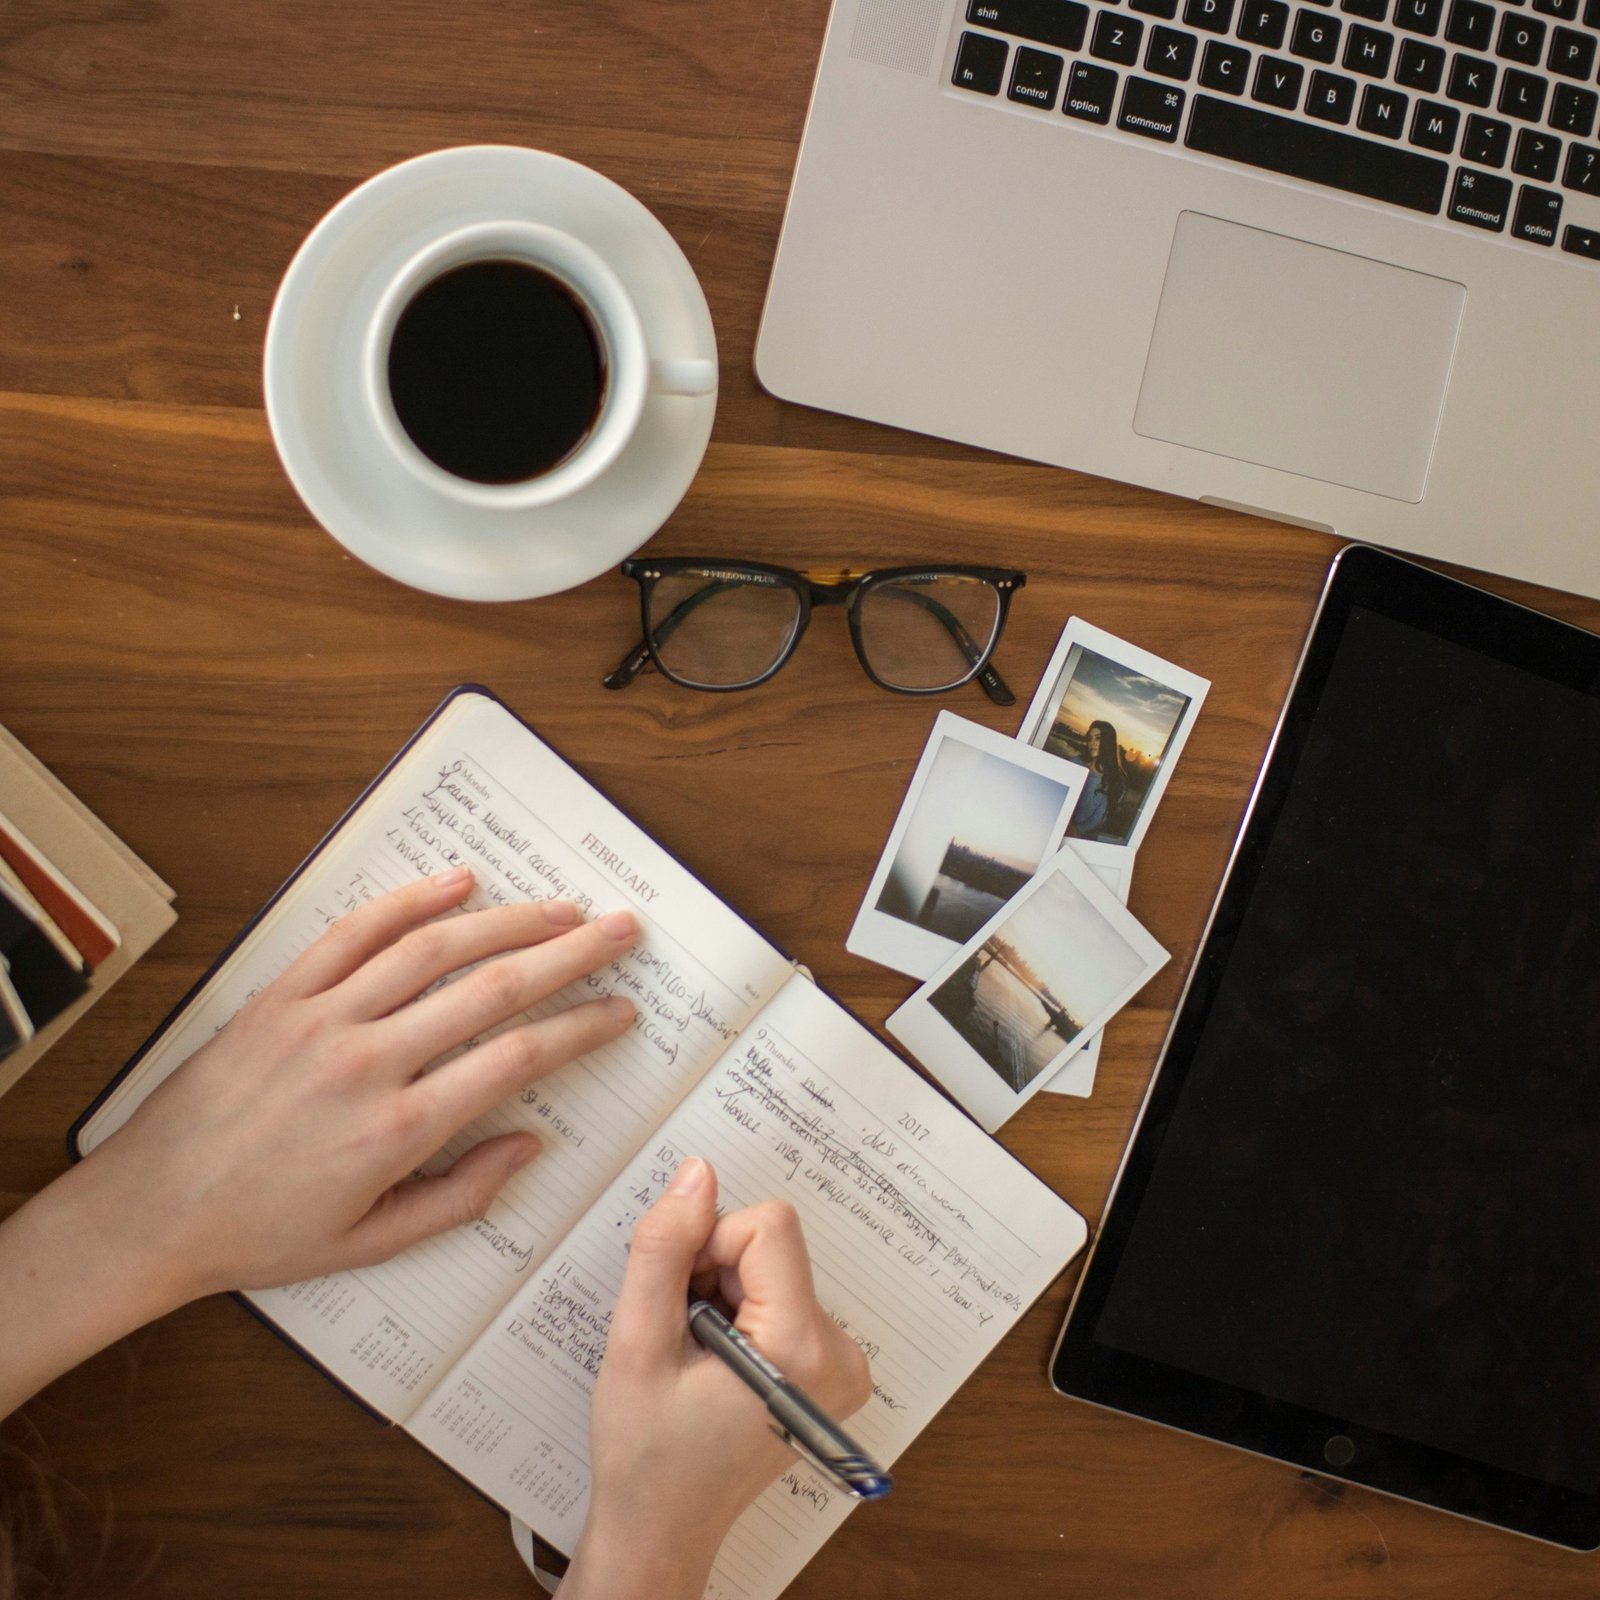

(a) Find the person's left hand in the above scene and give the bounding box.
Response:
[74,866,639,1303]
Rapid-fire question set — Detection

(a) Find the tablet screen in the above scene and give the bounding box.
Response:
[1052,548,1600,1546]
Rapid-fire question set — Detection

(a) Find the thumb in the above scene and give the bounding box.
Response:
[608,1157,719,1366]
[345,1134,541,1264]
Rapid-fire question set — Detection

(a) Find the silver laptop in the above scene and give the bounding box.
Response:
[756,0,1600,600]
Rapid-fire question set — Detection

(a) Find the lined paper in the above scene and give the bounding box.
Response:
[76,693,795,1420]
[410,976,1086,1599]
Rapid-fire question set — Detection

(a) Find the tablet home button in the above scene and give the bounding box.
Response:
[1324,1435,1356,1468]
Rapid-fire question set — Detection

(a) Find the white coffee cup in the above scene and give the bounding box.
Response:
[362,219,715,513]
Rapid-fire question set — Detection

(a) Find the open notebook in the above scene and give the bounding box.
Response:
[73,687,1086,1600]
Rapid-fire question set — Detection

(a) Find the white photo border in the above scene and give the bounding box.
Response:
[887,845,1168,1132]
[1016,618,1210,860]
[846,711,1087,982]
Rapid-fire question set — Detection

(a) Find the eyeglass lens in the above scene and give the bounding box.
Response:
[646,572,803,688]
[856,575,1001,691]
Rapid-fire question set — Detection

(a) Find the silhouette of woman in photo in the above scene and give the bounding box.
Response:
[1069,720,1128,842]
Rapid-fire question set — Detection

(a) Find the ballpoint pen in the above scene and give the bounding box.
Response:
[687,1298,893,1500]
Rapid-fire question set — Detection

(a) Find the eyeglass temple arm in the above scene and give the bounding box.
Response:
[603,580,743,690]
[872,586,1016,706]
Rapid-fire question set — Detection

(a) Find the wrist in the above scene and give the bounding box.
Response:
[561,1501,730,1600]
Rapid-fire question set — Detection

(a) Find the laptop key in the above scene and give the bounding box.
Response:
[1561,222,1600,256]
[1200,40,1252,89]
[1411,97,1461,147]
[1307,68,1358,118]
[1065,60,1120,119]
[1358,82,1410,133]
[1495,13,1545,63]
[1512,126,1562,175]
[1184,0,1237,30]
[1009,44,1066,105]
[1446,52,1496,105]
[1291,9,1343,59]
[1129,0,1181,19]
[1344,23,1395,72]
[1497,69,1547,119]
[1092,11,1146,63]
[1147,25,1199,76]
[1341,0,1389,17]
[1462,111,1512,161]
[1445,0,1495,48]
[1530,0,1578,17]
[1396,38,1447,88]
[1394,0,1445,34]
[1511,183,1563,240]
[1550,83,1598,136]
[965,0,1090,50]
[1185,93,1450,208]
[1561,140,1600,192]
[1447,165,1512,226]
[1547,28,1596,80]
[1238,0,1290,43]
[953,31,1010,93]
[1118,74,1188,136]
[1252,53,1306,104]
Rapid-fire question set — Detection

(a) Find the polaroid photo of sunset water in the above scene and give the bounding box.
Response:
[887,845,1168,1132]
[847,712,1086,981]
[1017,619,1209,858]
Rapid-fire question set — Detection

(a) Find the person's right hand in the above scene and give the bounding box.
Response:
[563,1158,872,1600]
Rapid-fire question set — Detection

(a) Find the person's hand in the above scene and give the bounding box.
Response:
[82,865,638,1303]
[563,1158,872,1600]
[0,865,643,1424]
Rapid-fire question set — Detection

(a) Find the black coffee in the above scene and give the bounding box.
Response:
[386,259,606,485]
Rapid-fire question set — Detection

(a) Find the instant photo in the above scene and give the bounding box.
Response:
[1039,855,1132,1098]
[847,712,1085,981]
[888,846,1167,1132]
[1018,619,1209,857]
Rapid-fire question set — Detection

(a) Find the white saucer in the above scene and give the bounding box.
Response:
[262,146,718,601]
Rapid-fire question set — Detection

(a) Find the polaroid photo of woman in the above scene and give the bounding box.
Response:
[1017,619,1210,859]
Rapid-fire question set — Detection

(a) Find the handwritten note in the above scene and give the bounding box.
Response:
[410,976,1085,1599]
[75,694,796,1420]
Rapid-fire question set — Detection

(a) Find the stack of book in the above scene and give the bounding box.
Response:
[0,723,176,1099]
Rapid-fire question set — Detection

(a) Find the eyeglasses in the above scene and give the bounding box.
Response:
[603,559,1026,705]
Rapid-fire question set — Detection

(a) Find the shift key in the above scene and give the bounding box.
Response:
[966,0,1089,51]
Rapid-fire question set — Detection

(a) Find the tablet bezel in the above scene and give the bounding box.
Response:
[1049,543,1600,1551]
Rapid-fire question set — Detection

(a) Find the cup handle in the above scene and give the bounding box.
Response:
[649,357,717,397]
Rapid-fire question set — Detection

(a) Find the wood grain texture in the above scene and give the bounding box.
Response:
[1,3,1597,1595]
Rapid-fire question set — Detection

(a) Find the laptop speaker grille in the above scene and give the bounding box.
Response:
[848,0,944,76]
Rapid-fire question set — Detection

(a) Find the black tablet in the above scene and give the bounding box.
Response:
[1051,545,1600,1550]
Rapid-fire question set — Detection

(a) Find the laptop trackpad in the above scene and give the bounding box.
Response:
[1133,212,1465,504]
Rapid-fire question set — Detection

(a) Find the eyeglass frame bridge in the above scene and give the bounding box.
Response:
[604,558,1025,704]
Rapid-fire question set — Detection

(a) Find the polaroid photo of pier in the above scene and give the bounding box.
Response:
[1037,854,1131,1099]
[1017,618,1209,858]
[846,711,1086,982]
[887,845,1168,1132]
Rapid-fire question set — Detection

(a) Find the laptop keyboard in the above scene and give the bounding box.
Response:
[952,0,1600,257]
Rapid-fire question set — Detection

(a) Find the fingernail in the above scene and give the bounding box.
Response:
[605,996,636,1025]
[436,865,472,887]
[544,899,583,924]
[667,1156,708,1195]
[510,1138,542,1172]
[600,909,636,940]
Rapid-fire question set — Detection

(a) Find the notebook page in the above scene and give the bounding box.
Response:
[75,692,795,1421]
[409,976,1087,1599]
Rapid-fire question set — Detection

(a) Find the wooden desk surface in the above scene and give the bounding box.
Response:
[1,3,1596,1595]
